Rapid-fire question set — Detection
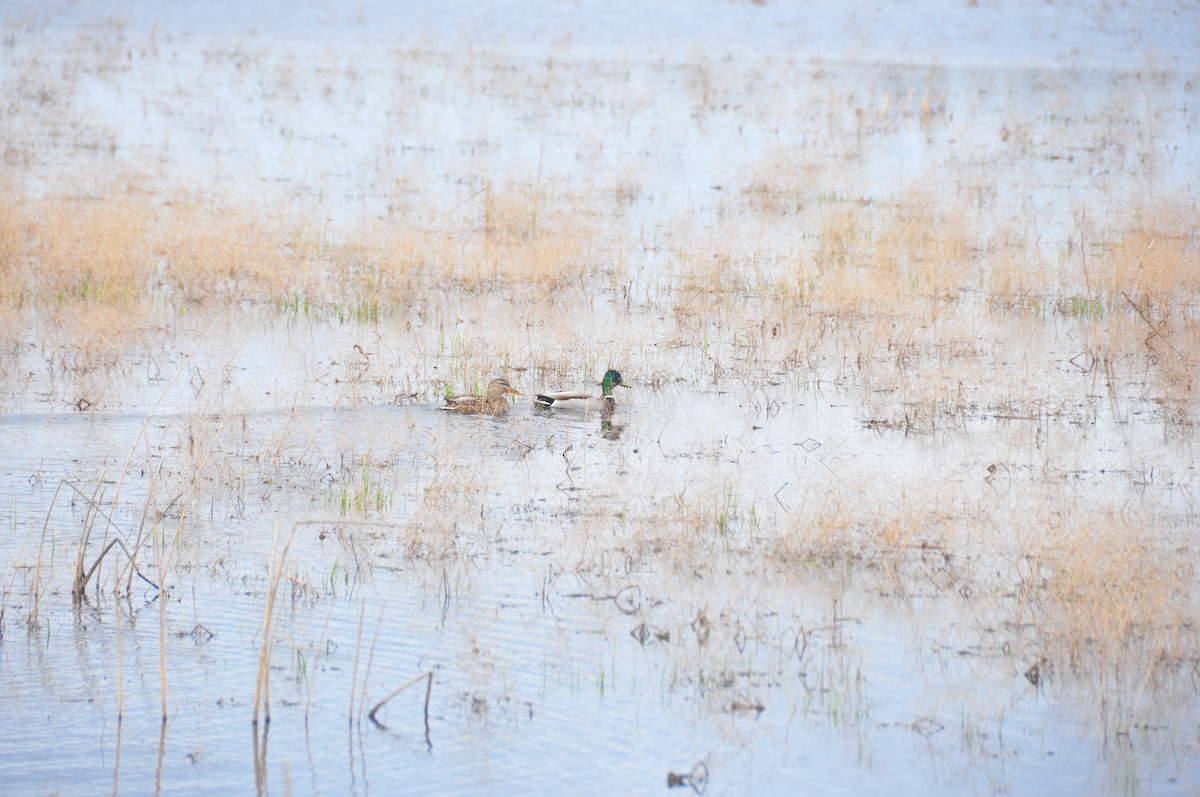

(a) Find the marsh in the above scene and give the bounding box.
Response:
[1,1,1198,795]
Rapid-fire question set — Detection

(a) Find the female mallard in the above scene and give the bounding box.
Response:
[441,377,521,416]
[534,369,629,412]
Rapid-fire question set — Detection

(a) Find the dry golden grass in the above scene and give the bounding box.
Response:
[875,192,974,299]
[1026,512,1194,658]
[674,238,747,301]
[767,497,958,572]
[56,301,156,350]
[1091,201,1199,307]
[0,178,1194,424]
[1150,322,1200,424]
[0,197,28,313]
[0,180,602,324]
[984,237,1055,309]
[768,504,857,565]
[467,183,595,288]
[795,191,978,314]
[156,201,290,302]
[981,199,1198,322]
[334,223,443,297]
[814,205,864,273]
[15,195,150,307]
[803,204,879,312]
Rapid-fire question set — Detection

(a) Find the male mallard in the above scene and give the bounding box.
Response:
[534,369,630,412]
[440,377,521,416]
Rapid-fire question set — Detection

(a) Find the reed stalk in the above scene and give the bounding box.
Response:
[253,521,298,726]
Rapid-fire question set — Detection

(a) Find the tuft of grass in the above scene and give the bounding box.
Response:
[1057,295,1105,320]
[1025,513,1194,660]
[875,191,973,299]
[28,196,150,307]
[1092,202,1199,308]
[0,196,26,305]
[156,201,289,303]
[333,458,392,518]
[802,191,977,313]
[461,182,594,288]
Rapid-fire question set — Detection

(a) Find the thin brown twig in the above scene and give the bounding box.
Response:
[1121,290,1183,359]
[367,670,434,732]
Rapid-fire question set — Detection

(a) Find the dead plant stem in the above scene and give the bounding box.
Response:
[253,521,299,726]
[367,670,434,732]
[349,598,367,723]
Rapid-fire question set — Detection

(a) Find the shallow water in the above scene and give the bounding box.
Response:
[3,311,1197,795]
[3,2,1200,796]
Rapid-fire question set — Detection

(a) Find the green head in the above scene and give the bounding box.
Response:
[599,369,629,395]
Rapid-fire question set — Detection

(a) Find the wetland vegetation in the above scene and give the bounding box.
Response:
[1,2,1198,795]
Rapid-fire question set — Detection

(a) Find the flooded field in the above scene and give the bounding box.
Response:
[2,1,1199,795]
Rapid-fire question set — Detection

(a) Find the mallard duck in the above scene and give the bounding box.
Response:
[534,369,630,412]
[440,377,521,416]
